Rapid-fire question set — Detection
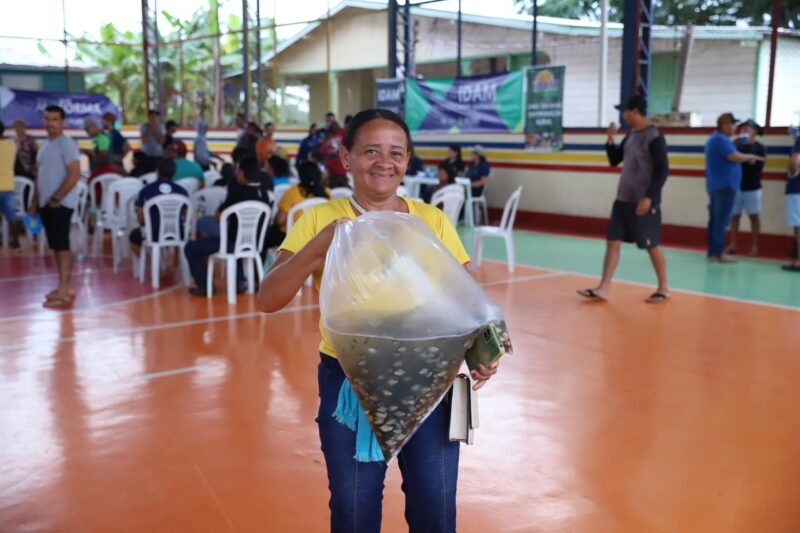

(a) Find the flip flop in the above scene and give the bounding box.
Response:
[645,292,669,304]
[577,288,607,301]
[43,294,75,309]
[781,264,800,272]
[46,290,75,301]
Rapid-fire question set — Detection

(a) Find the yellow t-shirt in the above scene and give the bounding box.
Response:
[277,185,331,232]
[0,138,17,191]
[279,197,470,357]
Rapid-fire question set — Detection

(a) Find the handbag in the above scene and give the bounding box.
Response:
[448,373,479,444]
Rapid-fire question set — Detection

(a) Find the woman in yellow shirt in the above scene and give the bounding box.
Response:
[256,109,500,532]
[264,161,330,249]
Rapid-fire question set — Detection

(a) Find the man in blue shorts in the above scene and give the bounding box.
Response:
[578,95,670,303]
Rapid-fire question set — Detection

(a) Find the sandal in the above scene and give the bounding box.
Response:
[577,288,607,301]
[46,290,75,301]
[645,292,669,304]
[43,294,75,309]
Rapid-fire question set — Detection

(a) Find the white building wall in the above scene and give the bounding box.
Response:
[755,36,800,126]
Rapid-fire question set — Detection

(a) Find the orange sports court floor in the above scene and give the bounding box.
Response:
[1,228,800,532]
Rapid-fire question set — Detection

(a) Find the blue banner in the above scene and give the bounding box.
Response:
[405,72,524,134]
[0,87,119,129]
[375,78,405,116]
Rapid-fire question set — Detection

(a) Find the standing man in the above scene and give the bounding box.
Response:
[727,119,766,256]
[234,112,246,142]
[29,105,81,308]
[101,112,130,171]
[255,122,276,169]
[704,113,764,262]
[578,94,670,303]
[140,109,165,171]
[0,121,21,251]
[82,118,111,170]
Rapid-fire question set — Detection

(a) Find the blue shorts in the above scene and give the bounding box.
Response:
[0,191,16,223]
[733,189,762,216]
[786,195,800,228]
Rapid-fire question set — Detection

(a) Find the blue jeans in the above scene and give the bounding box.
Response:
[316,354,459,533]
[708,188,735,257]
[0,191,16,222]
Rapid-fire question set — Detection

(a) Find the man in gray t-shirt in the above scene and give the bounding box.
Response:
[578,94,671,304]
[140,109,165,162]
[30,104,81,308]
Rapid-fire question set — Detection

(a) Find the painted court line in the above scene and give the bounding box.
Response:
[137,365,209,381]
[0,265,131,283]
[0,284,183,324]
[1,274,559,351]
[481,258,800,313]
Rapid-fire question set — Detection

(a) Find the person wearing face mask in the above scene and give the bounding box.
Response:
[704,113,765,263]
[726,120,766,256]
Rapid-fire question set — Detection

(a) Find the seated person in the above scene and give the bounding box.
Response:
[324,156,350,189]
[265,161,330,248]
[212,162,236,188]
[129,158,188,257]
[185,156,273,296]
[128,151,150,177]
[168,140,205,185]
[466,145,491,197]
[406,147,424,175]
[266,153,292,186]
[422,161,457,204]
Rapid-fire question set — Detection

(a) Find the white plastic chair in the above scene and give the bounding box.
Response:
[3,177,34,249]
[89,173,122,256]
[471,187,522,274]
[207,201,272,305]
[191,186,227,218]
[273,183,291,208]
[431,191,466,229]
[430,184,465,204]
[107,178,144,272]
[396,185,409,198]
[70,181,90,256]
[138,194,192,289]
[455,177,474,227]
[203,169,221,184]
[465,178,489,226]
[287,197,330,287]
[140,171,158,185]
[125,196,139,275]
[330,187,353,200]
[178,177,201,197]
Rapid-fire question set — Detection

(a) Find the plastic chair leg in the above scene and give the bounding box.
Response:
[1,218,8,248]
[151,244,160,289]
[179,246,190,286]
[226,256,236,305]
[245,258,255,294]
[505,233,515,274]
[206,257,215,298]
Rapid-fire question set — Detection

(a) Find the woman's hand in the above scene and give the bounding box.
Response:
[470,360,500,391]
[307,218,349,261]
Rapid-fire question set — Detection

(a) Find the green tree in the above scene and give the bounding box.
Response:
[74,23,145,124]
[514,0,799,27]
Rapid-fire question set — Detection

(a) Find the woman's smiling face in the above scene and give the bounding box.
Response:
[340,119,410,199]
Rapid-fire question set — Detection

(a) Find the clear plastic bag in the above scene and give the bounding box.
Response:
[320,211,507,461]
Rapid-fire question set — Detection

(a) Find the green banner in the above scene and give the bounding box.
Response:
[405,72,524,134]
[524,66,566,152]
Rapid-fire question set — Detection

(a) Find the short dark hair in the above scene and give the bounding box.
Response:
[342,109,412,153]
[237,155,261,182]
[268,154,290,177]
[325,112,335,118]
[148,109,160,116]
[264,122,274,128]
[45,105,66,119]
[165,120,178,129]
[133,151,146,164]
[448,144,462,158]
[231,147,247,163]
[236,112,245,119]
[156,158,176,180]
[344,114,353,126]
[438,161,456,182]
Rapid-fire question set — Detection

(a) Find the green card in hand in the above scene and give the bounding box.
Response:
[465,323,506,371]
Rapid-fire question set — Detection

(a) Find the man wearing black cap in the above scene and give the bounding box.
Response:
[578,94,670,303]
[705,113,765,262]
